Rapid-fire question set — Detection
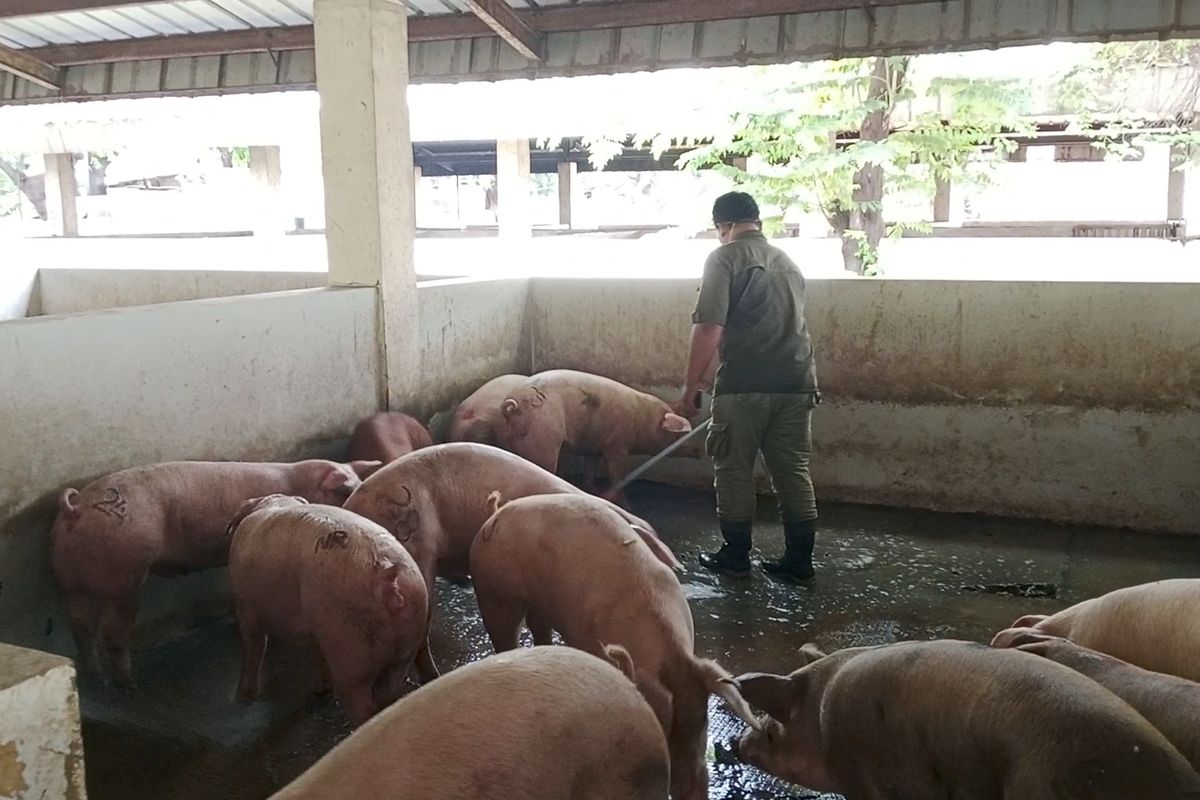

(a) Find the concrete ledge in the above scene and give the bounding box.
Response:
[0,644,86,800]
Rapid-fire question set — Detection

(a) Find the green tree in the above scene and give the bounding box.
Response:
[677,57,1030,274]
[0,153,46,220]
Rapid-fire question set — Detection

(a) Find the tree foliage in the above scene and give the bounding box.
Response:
[675,58,1030,273]
[578,58,1029,273]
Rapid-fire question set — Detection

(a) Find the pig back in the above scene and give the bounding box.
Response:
[822,642,1200,798]
[271,646,669,800]
[1048,579,1200,682]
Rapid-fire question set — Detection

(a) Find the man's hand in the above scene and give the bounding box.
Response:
[677,388,701,419]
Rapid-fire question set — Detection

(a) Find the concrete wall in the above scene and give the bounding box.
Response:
[0,266,38,322]
[411,277,532,417]
[35,269,326,316]
[0,287,381,653]
[529,278,1200,534]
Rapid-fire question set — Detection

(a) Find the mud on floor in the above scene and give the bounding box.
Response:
[78,483,1200,799]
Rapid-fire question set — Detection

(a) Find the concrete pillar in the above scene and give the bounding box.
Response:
[933,177,952,223]
[731,156,749,171]
[557,160,576,227]
[0,644,87,799]
[43,153,78,237]
[496,138,531,239]
[1168,144,1187,221]
[248,145,285,235]
[315,0,418,409]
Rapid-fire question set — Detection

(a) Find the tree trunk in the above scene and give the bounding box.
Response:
[0,157,47,220]
[847,57,905,275]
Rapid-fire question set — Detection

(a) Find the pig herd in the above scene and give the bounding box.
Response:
[45,369,1200,799]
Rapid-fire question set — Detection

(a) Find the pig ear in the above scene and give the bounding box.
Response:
[377,564,405,615]
[661,413,692,434]
[348,460,384,479]
[321,468,352,492]
[501,398,520,418]
[797,642,827,664]
[734,672,800,722]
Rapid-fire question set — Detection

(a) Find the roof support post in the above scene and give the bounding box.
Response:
[43,152,78,237]
[315,0,418,410]
[497,138,532,240]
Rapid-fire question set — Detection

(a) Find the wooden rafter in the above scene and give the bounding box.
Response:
[462,0,543,60]
[0,40,61,89]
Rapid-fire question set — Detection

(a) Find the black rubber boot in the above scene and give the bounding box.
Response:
[762,519,816,582]
[698,522,753,578]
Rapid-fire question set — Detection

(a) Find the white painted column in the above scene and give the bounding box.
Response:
[1167,144,1187,221]
[557,160,576,228]
[43,152,78,237]
[315,0,418,409]
[496,138,531,239]
[248,145,285,236]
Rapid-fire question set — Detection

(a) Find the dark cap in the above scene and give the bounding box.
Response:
[712,191,760,225]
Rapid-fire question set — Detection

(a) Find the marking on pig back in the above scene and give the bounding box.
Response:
[91,488,128,523]
[387,485,421,542]
[581,391,601,410]
[313,530,349,554]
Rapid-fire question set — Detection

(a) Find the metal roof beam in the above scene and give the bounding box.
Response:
[0,40,61,89]
[22,0,946,62]
[462,0,543,60]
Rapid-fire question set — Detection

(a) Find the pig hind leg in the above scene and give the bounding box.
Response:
[65,592,101,676]
[476,591,526,652]
[98,594,140,690]
[666,681,712,800]
[600,448,632,508]
[235,609,268,702]
[525,608,555,646]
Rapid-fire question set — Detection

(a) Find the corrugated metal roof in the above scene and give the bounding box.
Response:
[0,0,610,49]
[0,0,317,49]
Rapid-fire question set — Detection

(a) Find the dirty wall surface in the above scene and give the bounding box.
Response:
[529,278,1200,533]
[0,287,381,654]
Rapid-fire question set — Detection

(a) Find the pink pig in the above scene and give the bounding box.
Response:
[444,374,528,445]
[470,492,754,800]
[343,443,680,674]
[270,646,669,800]
[347,412,433,464]
[991,579,1200,682]
[227,495,431,727]
[51,458,380,688]
[495,370,691,502]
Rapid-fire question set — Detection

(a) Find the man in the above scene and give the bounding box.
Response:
[679,191,820,581]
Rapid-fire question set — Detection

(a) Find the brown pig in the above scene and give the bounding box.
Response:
[271,646,669,800]
[722,639,1200,799]
[1012,632,1200,772]
[51,458,380,688]
[227,495,431,727]
[991,579,1200,682]
[346,411,433,464]
[444,374,528,445]
[470,493,754,800]
[495,370,692,501]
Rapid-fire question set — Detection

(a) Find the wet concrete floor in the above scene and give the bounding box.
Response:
[79,483,1200,799]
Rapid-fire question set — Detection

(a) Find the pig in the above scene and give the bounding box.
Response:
[271,645,669,800]
[443,374,528,445]
[346,411,433,464]
[722,639,1200,799]
[495,370,692,502]
[51,458,381,689]
[470,493,755,800]
[991,579,1200,682]
[344,443,681,674]
[1009,631,1200,773]
[227,495,431,727]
